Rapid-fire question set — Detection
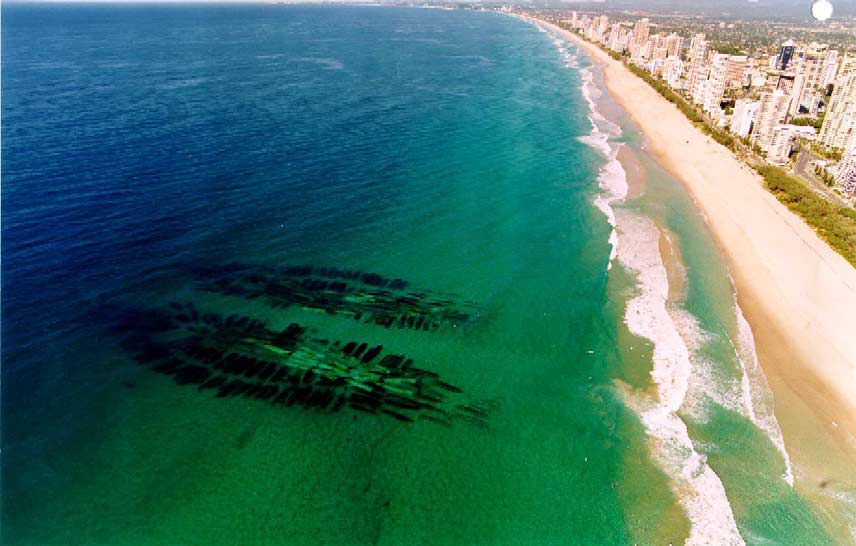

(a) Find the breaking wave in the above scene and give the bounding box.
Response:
[614,211,745,546]
[544,26,746,545]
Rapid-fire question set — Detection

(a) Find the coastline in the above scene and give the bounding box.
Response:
[532,18,856,487]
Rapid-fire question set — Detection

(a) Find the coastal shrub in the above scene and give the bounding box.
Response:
[756,165,856,266]
[790,116,824,129]
[624,62,703,123]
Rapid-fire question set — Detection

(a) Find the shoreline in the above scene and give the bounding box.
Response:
[532,18,856,476]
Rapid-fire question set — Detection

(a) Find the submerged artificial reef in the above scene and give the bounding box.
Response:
[111,264,491,428]
[191,263,479,330]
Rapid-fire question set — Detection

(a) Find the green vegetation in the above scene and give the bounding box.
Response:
[622,61,704,123]
[814,164,835,187]
[756,165,856,267]
[790,115,824,129]
[710,44,745,56]
[809,141,843,161]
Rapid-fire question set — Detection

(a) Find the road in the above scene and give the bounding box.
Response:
[793,148,853,208]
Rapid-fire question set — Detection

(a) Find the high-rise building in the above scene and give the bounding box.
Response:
[821,49,840,87]
[633,18,649,47]
[731,99,759,137]
[788,47,826,116]
[768,126,795,164]
[837,140,856,195]
[662,57,684,89]
[608,23,623,53]
[725,55,748,90]
[703,53,730,114]
[775,73,796,96]
[596,15,609,44]
[838,55,856,80]
[746,58,768,89]
[819,72,856,151]
[640,38,656,60]
[751,90,792,152]
[687,33,707,64]
[690,64,711,105]
[664,33,684,58]
[777,40,797,71]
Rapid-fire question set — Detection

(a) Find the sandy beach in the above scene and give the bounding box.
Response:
[532,16,856,499]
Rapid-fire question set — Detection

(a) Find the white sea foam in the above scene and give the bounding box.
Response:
[668,267,794,486]
[670,308,740,421]
[289,57,345,70]
[670,303,795,488]
[824,490,856,543]
[732,302,795,485]
[615,210,745,546]
[573,65,627,270]
[540,29,627,270]
[539,22,744,541]
[592,159,628,266]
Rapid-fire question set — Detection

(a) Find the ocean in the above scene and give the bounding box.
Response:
[0,5,844,544]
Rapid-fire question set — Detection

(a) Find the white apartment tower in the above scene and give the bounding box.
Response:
[725,55,748,90]
[768,126,795,164]
[788,48,826,116]
[837,140,856,195]
[608,23,622,52]
[633,18,650,47]
[691,64,711,105]
[731,99,759,137]
[688,33,707,63]
[820,49,839,88]
[838,55,856,79]
[664,33,684,58]
[703,53,730,114]
[751,90,792,152]
[596,15,609,44]
[819,72,856,151]
[662,57,684,89]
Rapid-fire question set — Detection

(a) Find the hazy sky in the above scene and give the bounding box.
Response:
[9,0,856,17]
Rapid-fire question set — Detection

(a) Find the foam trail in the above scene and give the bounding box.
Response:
[538,30,627,270]
[733,302,795,485]
[575,64,627,270]
[671,299,794,487]
[540,22,744,542]
[616,211,745,546]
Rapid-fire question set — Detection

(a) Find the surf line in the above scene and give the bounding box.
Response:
[531,21,746,545]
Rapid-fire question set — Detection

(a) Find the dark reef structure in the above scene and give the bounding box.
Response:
[189,263,481,332]
[113,300,491,428]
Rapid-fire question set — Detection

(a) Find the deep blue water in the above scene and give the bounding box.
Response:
[2,6,642,544]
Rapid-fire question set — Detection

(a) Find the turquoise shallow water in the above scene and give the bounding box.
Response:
[1,5,845,545]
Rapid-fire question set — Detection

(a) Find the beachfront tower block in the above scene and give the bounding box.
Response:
[820,72,856,152]
[731,99,760,138]
[633,18,649,47]
[751,90,792,153]
[703,54,730,115]
[836,139,856,195]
